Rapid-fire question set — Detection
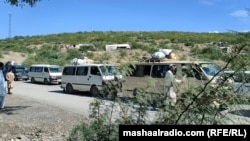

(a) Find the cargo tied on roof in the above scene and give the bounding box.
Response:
[70,57,94,65]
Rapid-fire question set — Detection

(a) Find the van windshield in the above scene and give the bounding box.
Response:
[14,66,26,72]
[100,66,120,75]
[49,67,62,73]
[15,68,25,72]
[200,63,221,76]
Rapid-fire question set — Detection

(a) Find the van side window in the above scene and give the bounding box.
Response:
[193,65,203,80]
[63,67,76,75]
[131,65,151,77]
[152,65,168,78]
[36,67,43,72]
[91,66,100,75]
[30,67,35,72]
[181,64,194,77]
[76,67,88,76]
[44,67,49,72]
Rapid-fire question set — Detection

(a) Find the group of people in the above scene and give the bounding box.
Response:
[0,61,15,109]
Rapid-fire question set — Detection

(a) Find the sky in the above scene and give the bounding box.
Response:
[0,0,250,39]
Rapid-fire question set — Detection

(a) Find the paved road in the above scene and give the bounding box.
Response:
[12,80,250,124]
[13,80,95,117]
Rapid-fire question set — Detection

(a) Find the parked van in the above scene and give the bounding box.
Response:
[223,70,250,97]
[28,64,62,85]
[105,44,130,51]
[3,62,29,81]
[123,59,224,93]
[60,63,122,97]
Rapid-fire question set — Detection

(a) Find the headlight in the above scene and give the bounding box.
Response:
[50,76,57,79]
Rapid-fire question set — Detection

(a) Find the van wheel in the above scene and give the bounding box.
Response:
[31,77,35,84]
[44,78,49,85]
[90,86,100,97]
[66,84,74,94]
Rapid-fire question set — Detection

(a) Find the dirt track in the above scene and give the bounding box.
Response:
[0,94,85,141]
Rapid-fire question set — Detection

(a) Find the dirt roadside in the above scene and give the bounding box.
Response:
[0,94,87,141]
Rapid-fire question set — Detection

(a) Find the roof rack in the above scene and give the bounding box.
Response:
[138,56,177,63]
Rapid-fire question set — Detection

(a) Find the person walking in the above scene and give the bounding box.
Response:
[0,62,7,109]
[6,67,15,94]
[165,64,183,107]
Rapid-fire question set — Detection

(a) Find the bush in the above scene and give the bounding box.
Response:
[68,34,250,140]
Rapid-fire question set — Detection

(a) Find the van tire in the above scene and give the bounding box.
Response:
[44,78,49,85]
[31,77,35,84]
[90,86,100,97]
[66,84,74,94]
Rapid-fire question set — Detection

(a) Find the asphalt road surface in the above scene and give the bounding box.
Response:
[13,80,94,117]
[12,80,250,124]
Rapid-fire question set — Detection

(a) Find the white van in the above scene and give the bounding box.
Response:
[105,44,130,51]
[60,63,122,97]
[224,70,250,97]
[28,64,62,85]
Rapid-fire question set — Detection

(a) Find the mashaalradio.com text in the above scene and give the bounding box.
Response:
[123,129,204,137]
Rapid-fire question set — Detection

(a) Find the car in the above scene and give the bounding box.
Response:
[3,62,29,81]
[12,65,29,81]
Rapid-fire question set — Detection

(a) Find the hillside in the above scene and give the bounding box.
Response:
[0,44,199,65]
[0,31,247,68]
[1,51,27,65]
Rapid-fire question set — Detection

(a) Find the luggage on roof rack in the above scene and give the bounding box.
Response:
[138,56,177,63]
[70,57,94,65]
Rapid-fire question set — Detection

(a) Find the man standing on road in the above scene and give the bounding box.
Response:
[0,62,7,109]
[165,64,183,107]
[6,67,15,94]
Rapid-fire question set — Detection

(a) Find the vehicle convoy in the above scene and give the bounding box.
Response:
[28,64,62,85]
[60,58,122,97]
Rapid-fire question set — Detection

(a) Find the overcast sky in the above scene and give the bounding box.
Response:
[0,0,249,39]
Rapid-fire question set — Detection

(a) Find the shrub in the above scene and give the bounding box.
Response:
[68,34,250,140]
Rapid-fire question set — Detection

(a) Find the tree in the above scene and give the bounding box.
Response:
[4,0,41,7]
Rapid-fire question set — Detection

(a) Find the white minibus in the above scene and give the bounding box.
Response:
[28,64,62,85]
[60,63,122,97]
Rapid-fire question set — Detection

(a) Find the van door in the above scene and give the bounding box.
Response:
[61,66,76,91]
[43,67,50,84]
[36,66,44,82]
[151,64,185,94]
[88,66,102,89]
[124,64,152,91]
[75,66,89,91]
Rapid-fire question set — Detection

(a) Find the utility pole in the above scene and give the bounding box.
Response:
[8,12,12,38]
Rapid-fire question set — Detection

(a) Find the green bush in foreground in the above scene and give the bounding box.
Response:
[68,42,250,141]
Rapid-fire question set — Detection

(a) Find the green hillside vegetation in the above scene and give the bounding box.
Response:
[0,31,245,68]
